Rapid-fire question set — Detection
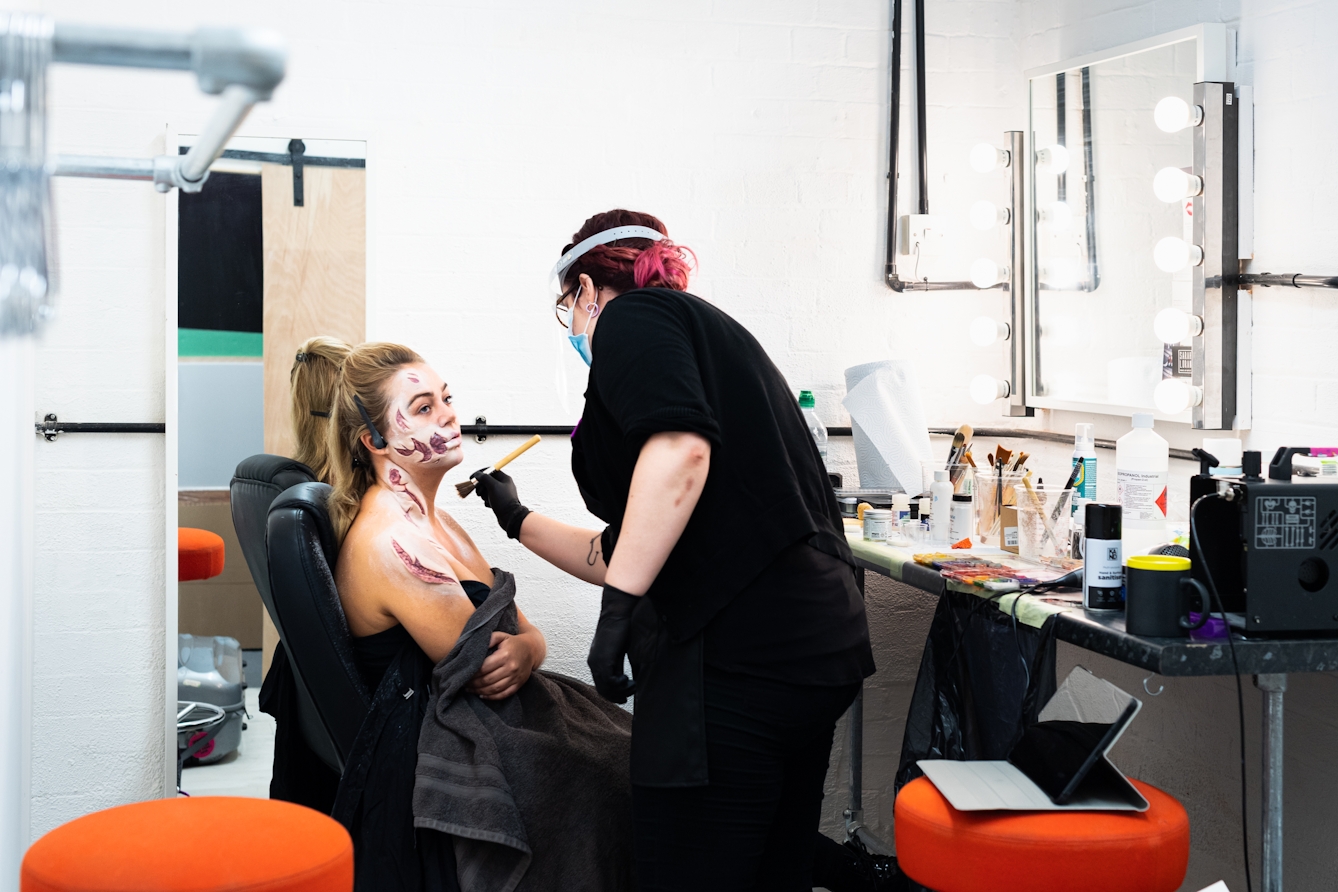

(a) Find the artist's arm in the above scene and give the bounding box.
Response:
[604,431,711,595]
[516,514,608,585]
[470,470,607,585]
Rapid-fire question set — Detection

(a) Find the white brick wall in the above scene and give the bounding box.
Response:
[22,0,1338,881]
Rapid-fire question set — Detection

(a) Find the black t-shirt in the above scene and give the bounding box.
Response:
[571,288,871,682]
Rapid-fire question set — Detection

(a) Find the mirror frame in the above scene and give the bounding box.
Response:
[1022,24,1240,424]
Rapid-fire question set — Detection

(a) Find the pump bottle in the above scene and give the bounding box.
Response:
[930,470,953,542]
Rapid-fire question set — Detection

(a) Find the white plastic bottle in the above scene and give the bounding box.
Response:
[798,390,828,469]
[1116,413,1169,559]
[930,470,953,542]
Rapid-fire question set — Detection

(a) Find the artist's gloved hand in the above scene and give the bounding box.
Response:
[470,469,530,540]
[587,584,639,704]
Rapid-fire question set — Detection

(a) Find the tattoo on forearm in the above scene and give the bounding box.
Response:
[586,535,600,567]
[392,539,458,585]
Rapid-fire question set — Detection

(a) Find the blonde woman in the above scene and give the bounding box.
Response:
[288,336,352,482]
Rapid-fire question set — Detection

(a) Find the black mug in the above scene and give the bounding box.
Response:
[1125,555,1211,638]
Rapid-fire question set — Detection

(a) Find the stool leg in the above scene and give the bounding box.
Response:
[1256,672,1286,892]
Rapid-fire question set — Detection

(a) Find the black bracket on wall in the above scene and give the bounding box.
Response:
[288,138,305,206]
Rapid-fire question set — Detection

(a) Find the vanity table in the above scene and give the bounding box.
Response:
[844,529,1338,892]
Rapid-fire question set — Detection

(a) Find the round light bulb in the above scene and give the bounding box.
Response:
[969,258,1005,288]
[1038,200,1073,231]
[1154,96,1203,133]
[969,316,1009,347]
[970,143,1007,173]
[970,374,1010,405]
[1153,236,1204,273]
[1153,307,1204,343]
[1152,167,1203,203]
[1036,144,1070,175]
[1153,378,1203,415]
[970,199,1002,231]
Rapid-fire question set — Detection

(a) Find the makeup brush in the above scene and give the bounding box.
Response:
[455,434,542,498]
[946,424,974,484]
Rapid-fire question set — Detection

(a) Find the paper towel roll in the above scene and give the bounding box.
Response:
[843,360,934,493]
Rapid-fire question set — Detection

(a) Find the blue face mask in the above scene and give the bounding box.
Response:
[567,286,599,366]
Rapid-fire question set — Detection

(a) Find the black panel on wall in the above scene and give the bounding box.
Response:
[178,172,263,333]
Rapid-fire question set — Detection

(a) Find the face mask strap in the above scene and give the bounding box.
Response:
[353,394,388,450]
[549,225,666,297]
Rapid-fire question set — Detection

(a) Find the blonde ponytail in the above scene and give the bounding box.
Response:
[327,342,424,542]
[289,336,353,482]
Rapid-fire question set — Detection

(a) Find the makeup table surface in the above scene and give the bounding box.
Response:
[846,522,1338,892]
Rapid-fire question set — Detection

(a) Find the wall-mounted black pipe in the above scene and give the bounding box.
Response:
[1080,66,1100,290]
[914,0,928,215]
[1056,73,1067,203]
[1239,273,1338,289]
[882,0,990,293]
[34,414,165,442]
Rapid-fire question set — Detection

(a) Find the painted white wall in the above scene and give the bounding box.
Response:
[22,0,1338,885]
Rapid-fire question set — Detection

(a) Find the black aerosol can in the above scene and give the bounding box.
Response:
[1084,503,1124,610]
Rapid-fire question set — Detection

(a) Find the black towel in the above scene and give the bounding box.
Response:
[414,569,636,892]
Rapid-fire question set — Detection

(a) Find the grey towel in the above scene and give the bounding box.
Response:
[413,569,636,892]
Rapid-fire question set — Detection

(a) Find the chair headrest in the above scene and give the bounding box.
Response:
[233,454,317,493]
[269,482,339,567]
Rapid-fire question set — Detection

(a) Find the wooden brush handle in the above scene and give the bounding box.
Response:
[492,434,541,471]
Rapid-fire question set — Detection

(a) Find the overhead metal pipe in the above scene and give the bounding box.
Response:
[1239,272,1338,289]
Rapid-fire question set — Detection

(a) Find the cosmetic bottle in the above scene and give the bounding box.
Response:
[1072,423,1097,510]
[1116,414,1169,560]
[930,470,953,541]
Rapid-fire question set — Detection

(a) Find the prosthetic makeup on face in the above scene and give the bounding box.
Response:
[380,365,463,471]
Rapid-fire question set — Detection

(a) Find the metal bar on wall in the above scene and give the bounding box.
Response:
[1193,81,1238,430]
[1006,130,1032,417]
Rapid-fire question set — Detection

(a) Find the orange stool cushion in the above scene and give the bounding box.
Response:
[895,776,1189,892]
[178,527,225,581]
[22,797,351,892]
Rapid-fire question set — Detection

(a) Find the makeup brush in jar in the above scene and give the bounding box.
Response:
[456,434,542,498]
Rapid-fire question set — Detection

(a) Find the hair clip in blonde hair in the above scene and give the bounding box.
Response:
[295,352,309,362]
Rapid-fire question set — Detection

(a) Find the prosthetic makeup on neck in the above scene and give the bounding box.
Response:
[364,364,463,527]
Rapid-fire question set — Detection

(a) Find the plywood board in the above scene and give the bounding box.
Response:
[261,163,366,459]
[178,494,264,648]
[261,163,366,670]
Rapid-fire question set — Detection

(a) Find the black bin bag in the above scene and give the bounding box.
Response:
[894,589,1059,794]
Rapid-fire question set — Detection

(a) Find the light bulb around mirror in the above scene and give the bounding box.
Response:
[970,200,1009,231]
[1152,167,1204,203]
[970,374,1010,405]
[1154,96,1203,133]
[1153,377,1203,415]
[1035,144,1070,175]
[1038,200,1073,231]
[970,143,1009,173]
[969,316,1010,347]
[1153,236,1204,273]
[1153,307,1204,343]
[969,258,1007,289]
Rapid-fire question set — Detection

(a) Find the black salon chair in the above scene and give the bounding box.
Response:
[266,482,371,773]
[230,455,365,775]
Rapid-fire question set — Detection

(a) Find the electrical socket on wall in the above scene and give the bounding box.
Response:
[898,214,951,257]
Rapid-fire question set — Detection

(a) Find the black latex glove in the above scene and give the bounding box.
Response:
[470,468,531,540]
[588,584,639,704]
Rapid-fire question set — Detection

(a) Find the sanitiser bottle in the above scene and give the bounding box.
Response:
[1116,413,1169,559]
[798,390,828,469]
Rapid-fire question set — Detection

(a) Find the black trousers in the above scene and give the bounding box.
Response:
[632,667,860,892]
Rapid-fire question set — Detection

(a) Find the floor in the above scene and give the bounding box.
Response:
[179,686,275,798]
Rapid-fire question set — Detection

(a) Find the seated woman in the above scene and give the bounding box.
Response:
[315,341,634,892]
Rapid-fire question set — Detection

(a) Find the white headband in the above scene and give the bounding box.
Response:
[548,225,666,296]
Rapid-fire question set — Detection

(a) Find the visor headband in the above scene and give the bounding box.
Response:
[548,225,666,296]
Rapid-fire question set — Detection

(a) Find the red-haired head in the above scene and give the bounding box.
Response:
[556,209,696,298]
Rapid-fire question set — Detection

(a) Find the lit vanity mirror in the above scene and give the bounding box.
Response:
[1025,25,1240,422]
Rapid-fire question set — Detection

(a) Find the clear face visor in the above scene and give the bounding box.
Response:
[549,225,665,326]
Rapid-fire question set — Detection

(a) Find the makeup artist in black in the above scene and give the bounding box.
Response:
[469,209,873,892]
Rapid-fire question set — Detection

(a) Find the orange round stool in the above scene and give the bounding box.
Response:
[178,527,225,582]
[22,797,352,892]
[894,776,1189,892]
